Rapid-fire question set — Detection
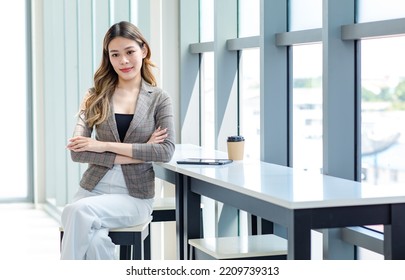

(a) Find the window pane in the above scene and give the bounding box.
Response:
[238,0,260,37]
[361,37,405,188]
[361,36,405,235]
[0,0,28,199]
[358,0,405,23]
[239,48,260,160]
[201,52,215,149]
[292,44,323,172]
[200,0,214,42]
[290,0,322,31]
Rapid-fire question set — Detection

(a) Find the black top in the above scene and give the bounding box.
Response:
[115,113,133,142]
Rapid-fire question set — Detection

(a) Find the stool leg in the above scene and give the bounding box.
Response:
[189,245,194,260]
[60,231,64,253]
[144,225,151,260]
[132,233,143,260]
[120,245,131,260]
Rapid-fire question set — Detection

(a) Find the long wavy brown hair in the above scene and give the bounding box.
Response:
[82,21,156,128]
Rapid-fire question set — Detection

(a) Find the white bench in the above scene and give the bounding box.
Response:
[188,234,288,260]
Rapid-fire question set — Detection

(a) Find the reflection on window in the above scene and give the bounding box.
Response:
[292,44,322,172]
[200,0,214,42]
[361,37,405,187]
[0,0,28,199]
[358,0,405,23]
[239,48,260,160]
[238,0,260,37]
[361,36,405,237]
[289,0,322,31]
[201,52,215,149]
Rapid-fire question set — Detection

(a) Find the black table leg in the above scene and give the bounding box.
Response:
[184,176,202,260]
[384,203,405,260]
[288,209,312,260]
[175,173,185,260]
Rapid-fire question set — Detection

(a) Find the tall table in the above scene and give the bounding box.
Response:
[154,144,405,260]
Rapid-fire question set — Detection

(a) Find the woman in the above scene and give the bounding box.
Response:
[61,21,175,260]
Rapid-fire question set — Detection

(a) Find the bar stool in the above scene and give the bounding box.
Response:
[59,217,152,260]
[115,178,176,259]
[119,197,176,259]
[108,217,152,259]
[59,197,176,260]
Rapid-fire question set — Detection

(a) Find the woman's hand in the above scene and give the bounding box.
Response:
[147,127,168,144]
[67,126,167,154]
[114,154,143,164]
[67,136,107,153]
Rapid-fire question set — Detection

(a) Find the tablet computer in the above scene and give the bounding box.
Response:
[176,158,233,165]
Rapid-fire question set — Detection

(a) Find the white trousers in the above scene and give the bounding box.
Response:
[60,164,154,260]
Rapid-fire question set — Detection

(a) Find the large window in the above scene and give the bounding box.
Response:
[200,52,215,149]
[239,49,260,160]
[238,0,260,160]
[361,37,405,189]
[0,0,29,200]
[358,0,405,23]
[358,36,405,258]
[289,0,322,31]
[238,0,260,37]
[200,0,214,42]
[292,44,323,172]
[199,0,215,149]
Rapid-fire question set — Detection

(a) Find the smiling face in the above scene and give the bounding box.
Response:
[108,36,147,83]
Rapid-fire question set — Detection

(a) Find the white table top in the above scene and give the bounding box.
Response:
[154,144,405,209]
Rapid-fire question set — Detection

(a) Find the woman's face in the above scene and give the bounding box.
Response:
[108,36,147,82]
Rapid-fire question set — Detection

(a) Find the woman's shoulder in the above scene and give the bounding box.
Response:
[142,80,160,92]
[141,81,169,98]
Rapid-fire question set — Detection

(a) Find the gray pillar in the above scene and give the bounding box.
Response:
[260,0,289,165]
[322,0,357,260]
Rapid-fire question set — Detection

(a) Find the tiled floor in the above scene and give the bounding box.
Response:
[0,203,61,260]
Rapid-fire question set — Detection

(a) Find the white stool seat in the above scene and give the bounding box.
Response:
[109,217,152,232]
[188,234,287,260]
[59,216,152,233]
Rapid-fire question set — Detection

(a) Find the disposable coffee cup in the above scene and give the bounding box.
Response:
[227,136,245,160]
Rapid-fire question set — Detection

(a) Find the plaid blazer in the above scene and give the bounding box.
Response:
[70,80,175,199]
